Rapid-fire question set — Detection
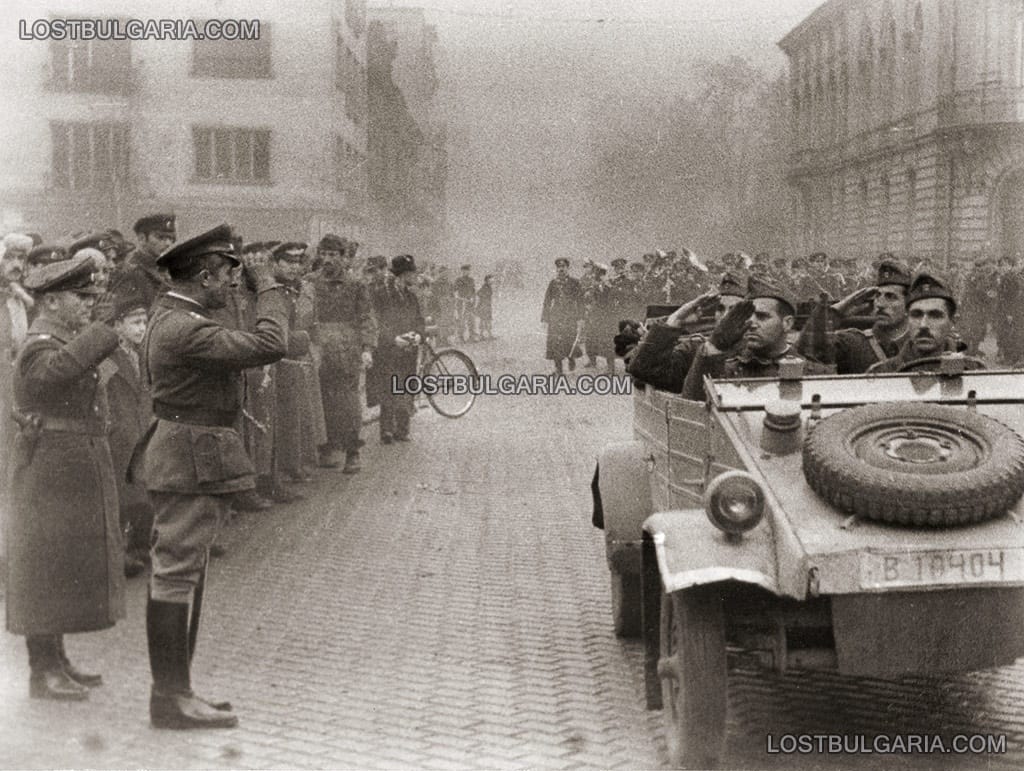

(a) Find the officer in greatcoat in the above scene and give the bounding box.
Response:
[6,253,124,701]
[541,257,584,374]
[138,224,289,729]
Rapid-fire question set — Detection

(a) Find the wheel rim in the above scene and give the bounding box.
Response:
[424,349,478,418]
[846,418,990,475]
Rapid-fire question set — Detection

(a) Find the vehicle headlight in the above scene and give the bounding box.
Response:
[704,470,766,535]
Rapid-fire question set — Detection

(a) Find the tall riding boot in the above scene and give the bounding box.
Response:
[147,595,237,729]
[57,635,102,687]
[188,569,232,712]
[27,635,88,701]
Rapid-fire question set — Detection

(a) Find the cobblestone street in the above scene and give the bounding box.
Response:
[2,290,1024,770]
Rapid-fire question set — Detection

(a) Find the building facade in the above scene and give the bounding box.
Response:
[0,0,370,247]
[779,0,1024,266]
[366,4,447,262]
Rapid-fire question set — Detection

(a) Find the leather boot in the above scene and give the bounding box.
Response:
[147,595,237,729]
[188,573,232,712]
[342,450,361,474]
[57,635,103,687]
[27,636,88,701]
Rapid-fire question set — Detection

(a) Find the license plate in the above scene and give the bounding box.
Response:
[860,549,1024,589]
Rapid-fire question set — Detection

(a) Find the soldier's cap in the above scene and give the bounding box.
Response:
[391,254,417,275]
[554,257,570,268]
[109,289,149,320]
[273,242,308,262]
[317,233,347,253]
[240,240,281,255]
[906,271,957,314]
[610,257,628,268]
[807,251,828,262]
[875,258,912,288]
[592,262,608,275]
[629,262,644,271]
[718,271,747,298]
[133,213,176,237]
[26,244,66,266]
[69,231,114,256]
[746,274,796,316]
[156,224,238,275]
[483,273,494,281]
[460,264,471,271]
[23,252,104,295]
[368,254,388,270]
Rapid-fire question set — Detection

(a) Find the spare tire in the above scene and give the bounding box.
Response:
[802,402,1024,526]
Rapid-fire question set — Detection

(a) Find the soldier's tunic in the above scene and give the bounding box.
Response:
[681,344,831,401]
[541,275,583,361]
[866,337,978,374]
[626,324,705,393]
[6,319,124,634]
[140,289,288,602]
[275,280,320,478]
[314,272,377,454]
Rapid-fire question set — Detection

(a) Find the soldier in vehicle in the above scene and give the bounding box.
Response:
[626,272,747,393]
[867,272,981,373]
[681,276,832,400]
[797,258,912,374]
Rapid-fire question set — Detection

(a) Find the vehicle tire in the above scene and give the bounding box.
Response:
[803,402,1024,526]
[610,570,642,638]
[658,588,727,769]
[422,348,478,418]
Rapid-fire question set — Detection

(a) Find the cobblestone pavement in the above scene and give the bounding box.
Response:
[2,289,1024,770]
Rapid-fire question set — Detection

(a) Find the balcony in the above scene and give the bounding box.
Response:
[937,85,1024,129]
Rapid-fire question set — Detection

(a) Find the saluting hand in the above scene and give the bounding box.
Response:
[833,286,877,317]
[709,299,754,351]
[241,250,276,291]
[666,290,718,328]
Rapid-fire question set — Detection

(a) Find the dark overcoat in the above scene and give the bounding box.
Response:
[103,344,152,516]
[5,318,124,635]
[541,276,583,360]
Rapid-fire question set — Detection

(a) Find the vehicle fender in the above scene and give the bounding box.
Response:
[642,510,779,595]
[596,441,654,575]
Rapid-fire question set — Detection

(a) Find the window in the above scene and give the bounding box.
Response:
[192,23,271,78]
[50,33,131,94]
[50,122,130,190]
[193,127,270,182]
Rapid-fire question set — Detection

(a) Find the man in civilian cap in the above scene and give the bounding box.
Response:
[541,257,583,375]
[109,214,176,309]
[797,258,913,374]
[628,272,747,393]
[6,253,124,701]
[682,274,831,400]
[312,234,377,471]
[868,272,980,373]
[137,224,289,729]
[374,255,425,442]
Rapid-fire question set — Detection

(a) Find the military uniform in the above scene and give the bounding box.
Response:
[626,324,704,393]
[139,224,288,729]
[108,214,176,310]
[541,259,583,366]
[6,254,122,701]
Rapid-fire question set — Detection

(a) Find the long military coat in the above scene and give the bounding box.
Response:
[6,318,124,635]
[541,275,583,360]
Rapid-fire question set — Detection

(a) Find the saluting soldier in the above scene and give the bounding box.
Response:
[109,214,176,309]
[6,253,124,701]
[541,257,583,375]
[138,224,289,729]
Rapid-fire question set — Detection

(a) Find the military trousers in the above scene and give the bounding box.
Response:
[149,492,228,604]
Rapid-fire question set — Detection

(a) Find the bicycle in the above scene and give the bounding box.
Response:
[409,326,480,418]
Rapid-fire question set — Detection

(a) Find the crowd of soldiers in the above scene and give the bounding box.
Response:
[0,215,488,728]
[541,248,1024,376]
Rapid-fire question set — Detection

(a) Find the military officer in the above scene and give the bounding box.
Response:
[627,272,746,393]
[109,214,176,309]
[6,254,123,701]
[682,276,832,400]
[138,224,289,729]
[541,257,583,374]
[797,258,912,374]
[868,272,980,373]
[312,234,377,472]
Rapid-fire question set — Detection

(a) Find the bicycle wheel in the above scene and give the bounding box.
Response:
[422,348,479,418]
